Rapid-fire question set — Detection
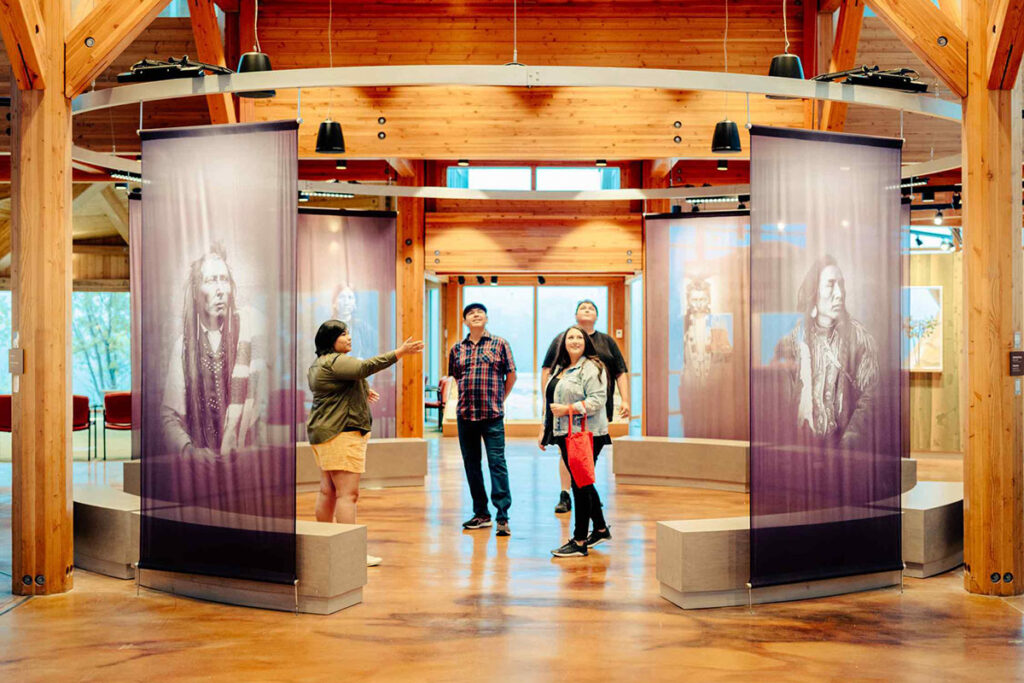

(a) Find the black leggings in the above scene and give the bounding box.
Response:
[556,439,607,542]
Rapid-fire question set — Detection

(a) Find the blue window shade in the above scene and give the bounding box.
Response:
[447,167,470,188]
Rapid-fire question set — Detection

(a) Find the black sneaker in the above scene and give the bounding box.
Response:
[496,521,511,537]
[462,515,492,530]
[586,527,612,547]
[551,540,588,557]
[554,490,571,514]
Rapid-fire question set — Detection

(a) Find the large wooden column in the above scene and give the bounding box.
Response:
[962,0,1024,595]
[10,0,73,595]
[397,162,425,438]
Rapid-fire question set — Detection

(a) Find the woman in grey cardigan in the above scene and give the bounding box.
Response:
[539,325,611,557]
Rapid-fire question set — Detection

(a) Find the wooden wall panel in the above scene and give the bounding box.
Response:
[255,87,803,160]
[425,214,641,273]
[908,251,963,454]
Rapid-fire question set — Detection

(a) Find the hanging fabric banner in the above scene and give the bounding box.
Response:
[749,126,903,588]
[297,209,397,437]
[644,212,750,440]
[139,121,298,585]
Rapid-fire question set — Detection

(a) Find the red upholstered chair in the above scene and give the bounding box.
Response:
[72,394,94,460]
[424,376,452,431]
[103,391,132,461]
[0,394,11,434]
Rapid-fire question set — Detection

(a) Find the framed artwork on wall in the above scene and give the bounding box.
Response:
[902,286,943,373]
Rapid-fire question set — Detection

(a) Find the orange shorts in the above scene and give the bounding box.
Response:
[310,430,370,473]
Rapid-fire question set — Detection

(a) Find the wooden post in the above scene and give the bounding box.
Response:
[10,0,73,596]
[397,162,425,438]
[962,0,1024,596]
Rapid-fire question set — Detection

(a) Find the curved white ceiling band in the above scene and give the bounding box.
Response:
[298,180,752,201]
[71,64,962,121]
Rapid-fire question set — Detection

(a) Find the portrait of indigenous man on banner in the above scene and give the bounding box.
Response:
[644,212,749,440]
[748,125,903,590]
[139,120,298,586]
[771,255,879,452]
[296,210,397,437]
[161,244,267,460]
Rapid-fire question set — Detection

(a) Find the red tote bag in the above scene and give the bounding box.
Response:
[566,407,596,487]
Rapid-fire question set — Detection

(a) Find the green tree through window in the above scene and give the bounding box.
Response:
[72,292,131,405]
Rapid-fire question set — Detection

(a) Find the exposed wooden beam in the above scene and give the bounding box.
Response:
[214,0,238,10]
[937,0,963,26]
[387,158,416,178]
[987,0,1024,89]
[821,0,866,130]
[820,0,844,12]
[396,161,424,439]
[0,0,47,89]
[65,0,171,98]
[962,0,1024,597]
[12,0,74,597]
[71,181,105,211]
[97,186,129,242]
[188,0,236,125]
[865,0,968,98]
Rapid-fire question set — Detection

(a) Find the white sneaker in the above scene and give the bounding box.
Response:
[366,554,382,567]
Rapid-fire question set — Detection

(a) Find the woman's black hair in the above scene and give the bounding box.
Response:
[314,319,350,357]
[552,325,604,380]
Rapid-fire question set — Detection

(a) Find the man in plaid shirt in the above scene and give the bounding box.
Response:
[448,302,517,537]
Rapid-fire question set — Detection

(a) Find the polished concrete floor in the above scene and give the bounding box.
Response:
[0,439,1021,681]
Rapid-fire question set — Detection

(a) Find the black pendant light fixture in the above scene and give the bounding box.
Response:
[316,0,346,155]
[766,0,804,99]
[236,1,275,98]
[712,0,742,154]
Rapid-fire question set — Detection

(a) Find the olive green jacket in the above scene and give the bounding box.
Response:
[306,350,398,444]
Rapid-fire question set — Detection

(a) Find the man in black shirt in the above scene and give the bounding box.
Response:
[540,299,629,513]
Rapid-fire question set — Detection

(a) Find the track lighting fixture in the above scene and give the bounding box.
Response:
[933,210,943,226]
[538,276,546,284]
[595,160,608,167]
[490,276,498,286]
[458,160,470,167]
[717,159,728,171]
[476,276,485,284]
[458,276,466,285]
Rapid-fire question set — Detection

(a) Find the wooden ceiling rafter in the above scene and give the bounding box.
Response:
[65,0,173,97]
[188,0,237,124]
[865,0,967,97]
[0,0,47,89]
[987,0,1024,89]
[820,0,844,12]
[820,0,866,130]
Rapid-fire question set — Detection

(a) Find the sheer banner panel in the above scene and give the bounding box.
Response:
[139,121,298,585]
[645,212,750,439]
[297,209,397,437]
[749,126,903,588]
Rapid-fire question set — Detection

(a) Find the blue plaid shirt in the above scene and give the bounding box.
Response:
[448,332,515,421]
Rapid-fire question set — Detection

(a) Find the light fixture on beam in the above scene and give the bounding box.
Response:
[315,2,344,153]
[336,159,347,170]
[713,0,742,153]
[766,0,804,99]
[595,159,608,167]
[458,159,470,167]
[933,210,944,226]
[490,276,498,286]
[476,275,485,284]
[717,159,728,171]
[236,2,275,98]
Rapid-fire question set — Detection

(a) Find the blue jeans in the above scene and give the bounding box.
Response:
[457,417,511,522]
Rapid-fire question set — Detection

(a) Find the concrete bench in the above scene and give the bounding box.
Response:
[297,438,427,492]
[72,484,368,614]
[656,471,948,610]
[614,437,918,495]
[613,436,750,492]
[124,438,429,497]
[902,481,963,578]
[73,483,141,579]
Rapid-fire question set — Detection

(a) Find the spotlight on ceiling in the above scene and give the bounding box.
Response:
[457,276,466,285]
[915,235,924,247]
[336,159,347,170]
[951,193,962,210]
[538,276,546,284]
[490,276,498,286]
[595,159,608,167]
[717,159,728,171]
[458,159,470,167]
[940,238,954,252]
[933,210,944,226]
[691,204,701,213]
[476,275,485,284]
[737,201,747,210]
